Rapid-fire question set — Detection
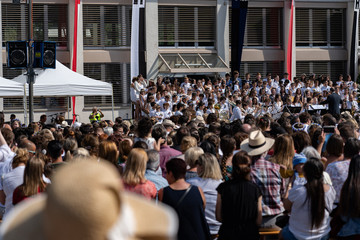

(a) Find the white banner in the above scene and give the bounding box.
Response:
[130,0,145,81]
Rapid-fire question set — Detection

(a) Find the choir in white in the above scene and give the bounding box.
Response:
[129,72,359,121]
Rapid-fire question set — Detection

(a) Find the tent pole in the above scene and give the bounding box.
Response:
[67,97,70,119]
[23,84,28,126]
[111,85,115,121]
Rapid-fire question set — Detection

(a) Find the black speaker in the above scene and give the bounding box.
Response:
[7,41,28,69]
[42,41,56,69]
[33,41,43,68]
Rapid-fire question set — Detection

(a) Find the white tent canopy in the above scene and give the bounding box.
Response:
[12,61,113,96]
[0,77,24,97]
[12,61,114,120]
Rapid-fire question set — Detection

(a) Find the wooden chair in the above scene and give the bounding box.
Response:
[259,228,280,240]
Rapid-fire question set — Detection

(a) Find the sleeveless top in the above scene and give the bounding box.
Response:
[162,186,211,240]
[217,179,262,240]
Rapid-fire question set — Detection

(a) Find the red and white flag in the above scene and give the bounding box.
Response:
[287,0,294,80]
[71,0,81,123]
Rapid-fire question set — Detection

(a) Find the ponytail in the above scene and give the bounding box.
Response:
[303,158,325,229]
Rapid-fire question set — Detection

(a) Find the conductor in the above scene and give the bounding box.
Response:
[320,88,342,116]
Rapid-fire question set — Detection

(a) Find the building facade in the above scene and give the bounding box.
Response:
[0,0,358,123]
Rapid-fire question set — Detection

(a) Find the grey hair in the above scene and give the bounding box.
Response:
[104,127,114,136]
[146,149,160,171]
[301,146,321,160]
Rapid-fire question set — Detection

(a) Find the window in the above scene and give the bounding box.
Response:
[84,63,130,107]
[158,6,216,47]
[83,5,132,47]
[296,61,346,81]
[239,61,284,78]
[2,65,67,111]
[296,8,345,47]
[229,8,283,47]
[2,4,68,48]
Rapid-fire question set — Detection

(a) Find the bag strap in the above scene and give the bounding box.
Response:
[176,185,192,208]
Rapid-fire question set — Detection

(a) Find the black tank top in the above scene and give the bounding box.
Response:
[162,186,211,240]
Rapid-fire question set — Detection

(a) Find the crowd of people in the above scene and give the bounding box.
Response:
[0,71,359,239]
[130,72,358,122]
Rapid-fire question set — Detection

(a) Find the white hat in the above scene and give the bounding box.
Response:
[240,130,275,156]
[60,120,69,128]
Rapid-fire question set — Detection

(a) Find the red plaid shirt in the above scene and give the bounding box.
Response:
[251,157,285,216]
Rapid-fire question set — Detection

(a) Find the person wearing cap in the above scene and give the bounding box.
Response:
[292,153,307,187]
[163,119,176,133]
[240,130,285,230]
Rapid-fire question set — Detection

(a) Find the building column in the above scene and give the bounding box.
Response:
[346,1,357,79]
[283,0,296,79]
[217,0,229,75]
[0,1,3,111]
[145,0,159,80]
[68,0,84,119]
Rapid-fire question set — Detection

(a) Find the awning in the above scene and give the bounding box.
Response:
[158,53,230,73]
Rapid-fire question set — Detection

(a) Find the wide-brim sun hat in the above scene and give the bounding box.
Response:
[0,160,178,240]
[240,130,275,156]
[163,119,175,128]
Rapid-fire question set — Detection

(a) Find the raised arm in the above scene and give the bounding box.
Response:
[0,129,7,147]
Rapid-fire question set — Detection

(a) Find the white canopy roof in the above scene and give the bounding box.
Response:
[0,77,24,97]
[12,61,113,97]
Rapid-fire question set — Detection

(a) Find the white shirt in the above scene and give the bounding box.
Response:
[186,177,222,234]
[347,100,358,110]
[0,145,15,164]
[163,109,172,119]
[174,111,183,116]
[180,82,191,93]
[288,185,335,240]
[196,110,204,117]
[206,108,215,114]
[2,166,25,218]
[230,106,242,122]
[149,109,157,118]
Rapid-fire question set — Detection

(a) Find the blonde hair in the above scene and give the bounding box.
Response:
[72,148,90,160]
[197,153,222,180]
[270,134,295,169]
[12,148,29,169]
[99,140,119,167]
[180,136,197,153]
[185,147,204,168]
[22,155,46,197]
[123,148,148,185]
[39,129,55,142]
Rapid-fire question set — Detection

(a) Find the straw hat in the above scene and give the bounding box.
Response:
[0,161,177,240]
[163,119,175,128]
[240,130,275,156]
[193,116,205,125]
